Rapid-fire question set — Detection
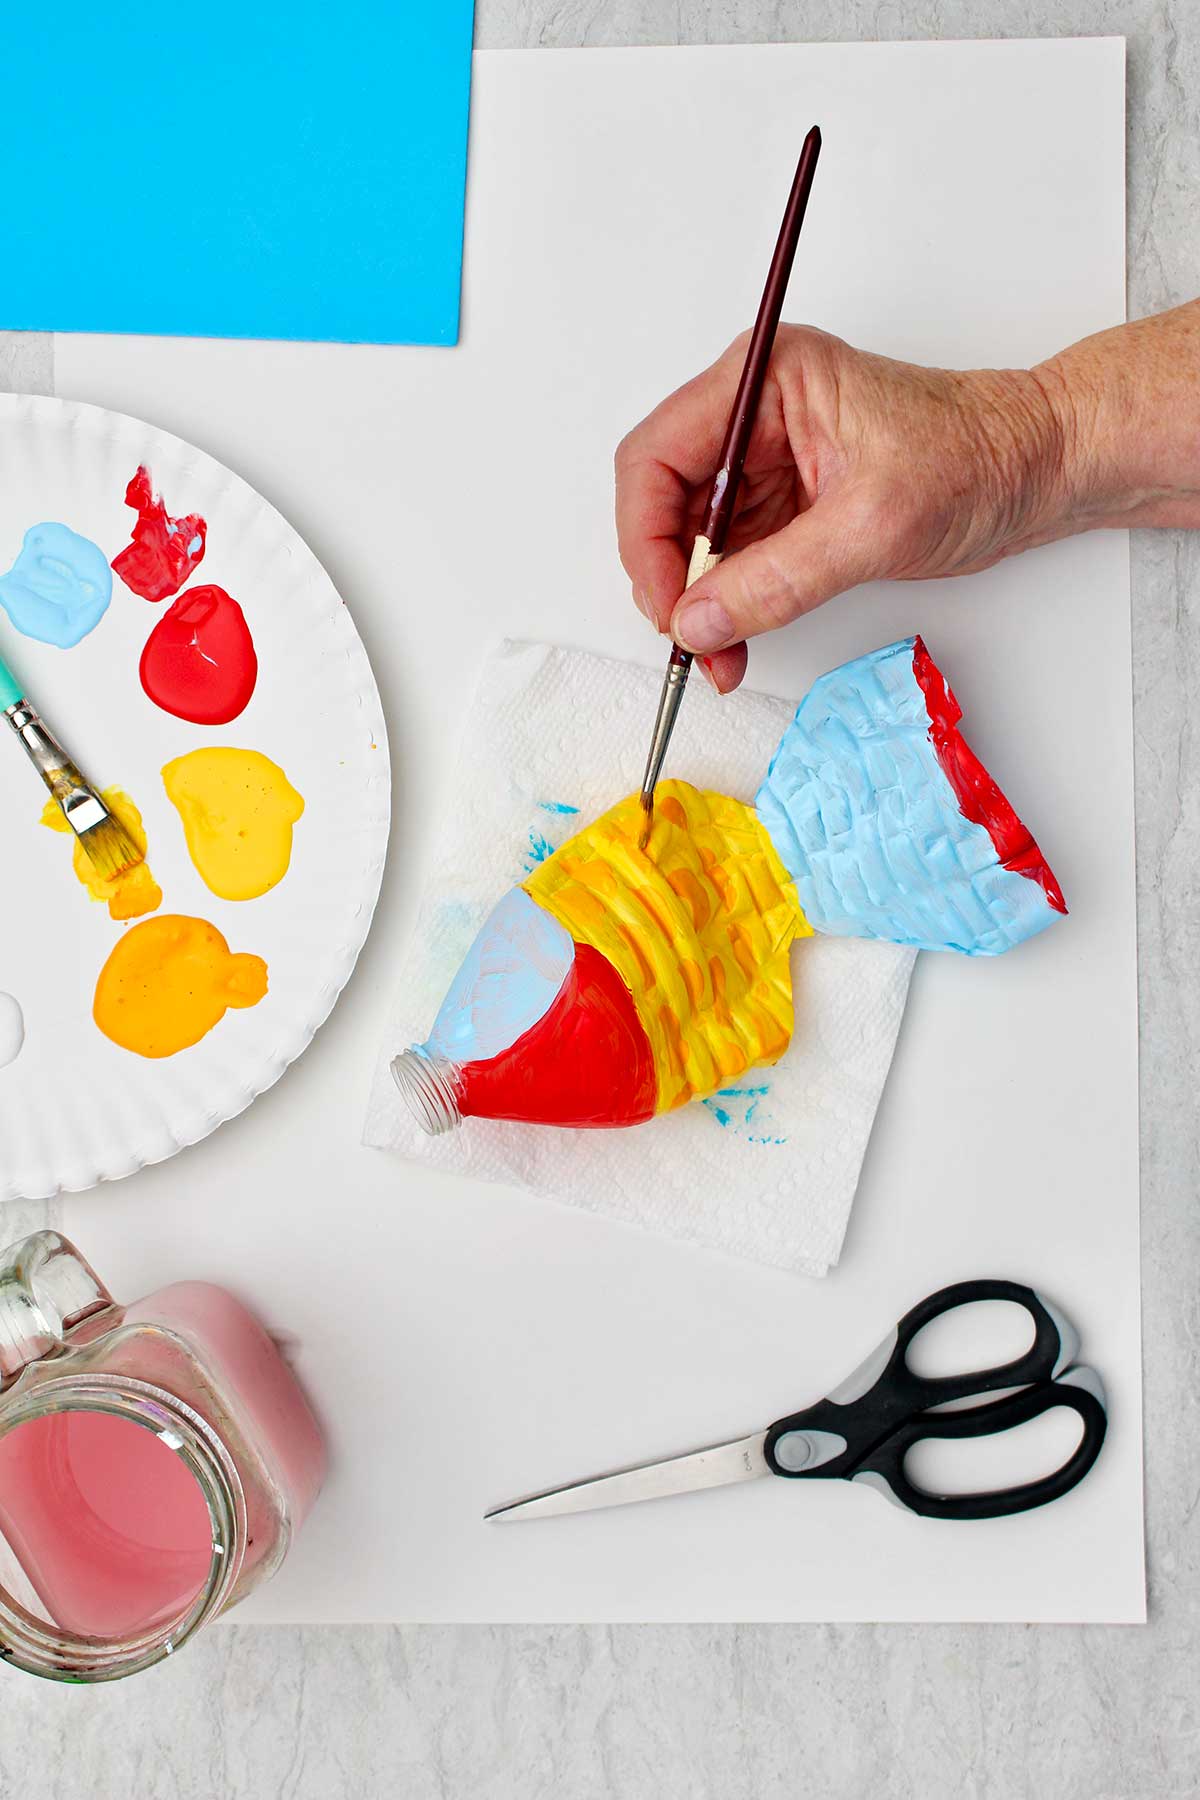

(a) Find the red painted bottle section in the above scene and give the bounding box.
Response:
[112,467,207,603]
[458,942,657,1128]
[139,585,258,725]
[911,636,1066,915]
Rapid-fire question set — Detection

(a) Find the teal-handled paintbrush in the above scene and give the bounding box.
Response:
[0,651,144,883]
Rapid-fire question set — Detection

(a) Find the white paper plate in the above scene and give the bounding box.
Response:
[0,394,390,1202]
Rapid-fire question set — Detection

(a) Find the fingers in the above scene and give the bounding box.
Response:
[625,483,688,634]
[697,643,748,694]
[669,492,881,651]
[616,345,750,630]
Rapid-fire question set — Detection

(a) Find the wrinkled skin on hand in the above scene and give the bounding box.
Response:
[615,302,1200,690]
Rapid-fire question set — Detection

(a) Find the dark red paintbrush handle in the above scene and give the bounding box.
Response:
[701,125,822,556]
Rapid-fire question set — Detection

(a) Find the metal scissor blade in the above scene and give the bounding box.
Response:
[485,1431,768,1523]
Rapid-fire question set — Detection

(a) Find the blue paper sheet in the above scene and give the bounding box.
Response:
[3,1,474,346]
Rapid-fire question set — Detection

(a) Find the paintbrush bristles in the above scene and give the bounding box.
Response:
[76,814,145,883]
[638,794,653,851]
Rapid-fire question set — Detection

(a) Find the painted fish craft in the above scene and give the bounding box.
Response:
[392,638,1066,1133]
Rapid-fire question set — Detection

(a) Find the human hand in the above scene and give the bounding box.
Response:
[615,324,1073,692]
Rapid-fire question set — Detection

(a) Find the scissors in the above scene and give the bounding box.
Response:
[486,1279,1107,1524]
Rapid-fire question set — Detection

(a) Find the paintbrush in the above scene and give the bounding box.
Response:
[638,125,823,849]
[0,651,144,883]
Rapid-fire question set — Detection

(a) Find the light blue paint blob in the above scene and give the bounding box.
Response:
[0,523,112,648]
[537,800,581,816]
[701,1084,787,1146]
[426,887,574,1066]
[755,638,1061,957]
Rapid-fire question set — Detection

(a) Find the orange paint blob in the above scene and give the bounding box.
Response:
[93,915,267,1059]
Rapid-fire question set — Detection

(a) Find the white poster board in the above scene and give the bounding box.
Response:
[53,39,1140,1621]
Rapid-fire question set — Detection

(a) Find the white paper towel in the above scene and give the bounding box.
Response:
[365,642,915,1276]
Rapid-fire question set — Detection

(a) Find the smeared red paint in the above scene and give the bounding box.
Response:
[139,585,258,725]
[112,467,207,602]
[911,636,1066,914]
[458,942,657,1127]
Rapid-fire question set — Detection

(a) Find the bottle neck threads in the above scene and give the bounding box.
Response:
[390,1048,463,1136]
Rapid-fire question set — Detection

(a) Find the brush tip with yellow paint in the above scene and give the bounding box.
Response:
[40,787,162,921]
[2,673,149,892]
[637,792,654,852]
[75,811,145,884]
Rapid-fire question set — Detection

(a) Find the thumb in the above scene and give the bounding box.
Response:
[669,496,881,652]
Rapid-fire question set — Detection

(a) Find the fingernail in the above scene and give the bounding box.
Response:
[697,655,718,689]
[674,598,734,653]
[633,585,657,626]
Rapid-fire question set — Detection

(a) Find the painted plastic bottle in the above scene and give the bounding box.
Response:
[0,1230,325,1681]
[393,638,1066,1135]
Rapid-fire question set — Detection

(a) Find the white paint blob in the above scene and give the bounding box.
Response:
[0,992,25,1069]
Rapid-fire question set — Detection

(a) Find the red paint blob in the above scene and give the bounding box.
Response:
[458,942,657,1127]
[112,466,207,602]
[139,585,258,725]
[911,636,1066,915]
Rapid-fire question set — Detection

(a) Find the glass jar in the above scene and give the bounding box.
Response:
[0,1230,325,1682]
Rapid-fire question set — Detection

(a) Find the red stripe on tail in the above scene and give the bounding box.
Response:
[911,638,1066,915]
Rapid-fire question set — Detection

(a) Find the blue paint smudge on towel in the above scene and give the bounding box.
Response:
[523,830,557,872]
[521,800,581,873]
[701,1085,787,1146]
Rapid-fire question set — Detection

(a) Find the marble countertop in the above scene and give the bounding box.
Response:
[2,3,1197,1794]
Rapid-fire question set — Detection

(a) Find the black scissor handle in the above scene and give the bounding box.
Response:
[855,1368,1108,1520]
[891,1278,1077,1407]
[765,1279,1081,1481]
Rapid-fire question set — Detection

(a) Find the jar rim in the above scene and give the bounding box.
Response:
[0,1373,246,1682]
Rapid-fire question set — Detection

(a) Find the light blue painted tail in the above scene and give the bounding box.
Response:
[755,638,1066,956]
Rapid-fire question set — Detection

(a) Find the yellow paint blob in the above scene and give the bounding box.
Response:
[524,779,811,1113]
[162,747,305,901]
[40,787,162,921]
[93,914,268,1059]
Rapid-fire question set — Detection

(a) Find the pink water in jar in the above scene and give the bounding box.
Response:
[0,1233,326,1681]
[0,1410,214,1640]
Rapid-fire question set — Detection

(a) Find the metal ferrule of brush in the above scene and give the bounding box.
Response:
[3,698,109,836]
[639,647,693,814]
